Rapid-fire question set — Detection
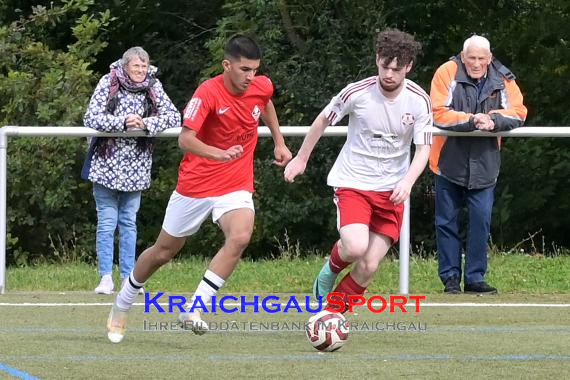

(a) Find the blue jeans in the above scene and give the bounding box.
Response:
[93,183,141,279]
[435,175,495,285]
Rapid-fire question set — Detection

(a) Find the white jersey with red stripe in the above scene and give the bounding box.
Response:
[323,76,432,191]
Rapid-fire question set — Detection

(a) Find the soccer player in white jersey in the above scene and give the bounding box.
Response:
[284,28,432,313]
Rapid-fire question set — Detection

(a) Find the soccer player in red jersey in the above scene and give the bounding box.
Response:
[106,35,292,342]
[284,29,432,313]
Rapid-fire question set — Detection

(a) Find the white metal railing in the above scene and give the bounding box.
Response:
[1,125,570,295]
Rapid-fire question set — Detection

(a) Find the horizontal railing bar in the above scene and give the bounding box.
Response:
[1,124,570,295]
[2,126,570,138]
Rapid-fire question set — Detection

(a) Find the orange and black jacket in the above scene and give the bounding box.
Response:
[428,55,527,189]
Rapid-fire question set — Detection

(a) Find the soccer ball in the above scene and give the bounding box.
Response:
[305,310,349,352]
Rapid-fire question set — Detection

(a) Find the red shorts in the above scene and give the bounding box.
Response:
[334,187,404,243]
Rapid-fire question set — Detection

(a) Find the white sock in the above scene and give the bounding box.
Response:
[189,269,225,308]
[116,272,145,311]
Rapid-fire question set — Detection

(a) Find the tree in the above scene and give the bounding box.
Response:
[0,0,113,263]
[2,0,569,264]
[200,0,570,254]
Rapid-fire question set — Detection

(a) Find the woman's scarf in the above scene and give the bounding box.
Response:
[112,62,154,93]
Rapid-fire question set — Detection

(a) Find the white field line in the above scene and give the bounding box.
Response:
[0,302,569,307]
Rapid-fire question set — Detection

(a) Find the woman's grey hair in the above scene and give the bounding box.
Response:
[121,46,150,66]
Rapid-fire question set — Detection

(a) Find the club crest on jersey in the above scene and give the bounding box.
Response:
[331,100,343,114]
[252,105,261,121]
[401,113,415,127]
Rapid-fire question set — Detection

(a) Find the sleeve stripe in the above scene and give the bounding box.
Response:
[327,111,338,124]
[340,77,377,102]
[183,98,202,121]
[406,84,432,114]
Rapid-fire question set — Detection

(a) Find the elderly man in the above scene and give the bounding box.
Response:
[429,35,527,294]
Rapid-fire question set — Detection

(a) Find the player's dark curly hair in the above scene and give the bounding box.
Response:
[375,28,422,67]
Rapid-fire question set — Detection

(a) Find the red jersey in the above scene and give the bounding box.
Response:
[177,74,273,197]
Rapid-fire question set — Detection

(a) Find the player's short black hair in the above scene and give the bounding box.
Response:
[224,34,262,61]
[375,28,422,68]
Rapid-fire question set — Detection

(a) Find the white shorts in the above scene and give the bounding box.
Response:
[162,190,255,237]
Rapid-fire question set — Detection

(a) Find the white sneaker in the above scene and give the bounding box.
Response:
[95,274,114,294]
[177,309,208,335]
[121,278,144,294]
[107,303,129,343]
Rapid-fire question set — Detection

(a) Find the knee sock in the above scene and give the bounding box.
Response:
[326,273,366,313]
[116,272,145,311]
[188,269,225,311]
[328,240,351,274]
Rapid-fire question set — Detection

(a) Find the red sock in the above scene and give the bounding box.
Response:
[328,241,350,274]
[326,273,366,314]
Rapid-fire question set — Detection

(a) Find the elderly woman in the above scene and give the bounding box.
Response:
[82,46,180,294]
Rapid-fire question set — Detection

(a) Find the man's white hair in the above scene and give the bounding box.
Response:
[462,35,491,53]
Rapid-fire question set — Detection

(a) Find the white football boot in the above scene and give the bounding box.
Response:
[107,303,129,343]
[177,308,208,335]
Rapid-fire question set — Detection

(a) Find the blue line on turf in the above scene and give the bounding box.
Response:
[2,354,570,363]
[207,354,570,362]
[1,326,570,334]
[1,325,570,335]
[0,362,39,380]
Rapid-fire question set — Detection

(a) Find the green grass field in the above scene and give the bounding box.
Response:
[1,293,569,379]
[1,256,570,379]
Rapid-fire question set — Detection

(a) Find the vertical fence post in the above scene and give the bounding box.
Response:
[0,129,7,294]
